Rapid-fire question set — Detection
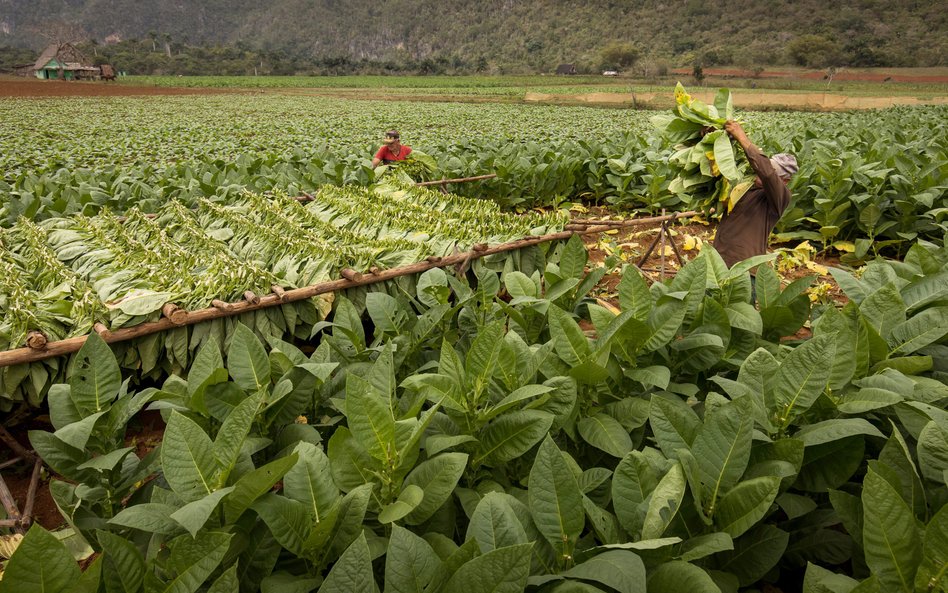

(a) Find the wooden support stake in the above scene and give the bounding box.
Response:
[94,323,110,336]
[271,285,288,301]
[0,457,23,471]
[0,426,35,462]
[161,303,188,325]
[20,458,42,528]
[211,299,234,312]
[425,256,442,263]
[0,475,22,532]
[368,266,382,275]
[472,243,488,252]
[340,268,363,282]
[26,330,47,351]
[243,291,261,305]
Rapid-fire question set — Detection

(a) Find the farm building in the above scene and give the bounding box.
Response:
[29,43,100,80]
[555,63,577,75]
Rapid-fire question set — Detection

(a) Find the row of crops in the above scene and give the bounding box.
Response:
[2,97,946,253]
[3,236,946,592]
[0,183,566,409]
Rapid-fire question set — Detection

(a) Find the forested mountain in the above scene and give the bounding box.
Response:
[1,0,944,73]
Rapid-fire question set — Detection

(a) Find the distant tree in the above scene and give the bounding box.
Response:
[163,33,172,58]
[692,61,705,85]
[599,42,639,71]
[148,31,158,52]
[786,34,843,68]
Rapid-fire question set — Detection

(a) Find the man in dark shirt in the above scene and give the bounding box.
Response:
[712,120,797,301]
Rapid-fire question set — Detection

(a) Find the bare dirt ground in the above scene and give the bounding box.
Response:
[576,209,847,306]
[0,77,237,97]
[671,67,948,84]
[525,90,948,110]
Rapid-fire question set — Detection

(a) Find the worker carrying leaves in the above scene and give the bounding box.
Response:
[372,130,413,169]
[712,120,797,271]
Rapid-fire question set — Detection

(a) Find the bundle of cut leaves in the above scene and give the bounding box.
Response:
[376,149,439,182]
[652,83,756,216]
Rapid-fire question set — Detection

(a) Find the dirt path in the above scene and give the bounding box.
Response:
[671,67,948,84]
[0,77,239,97]
[525,90,948,110]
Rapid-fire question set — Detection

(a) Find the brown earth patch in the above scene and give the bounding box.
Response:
[0,77,239,97]
[526,90,948,110]
[671,67,948,84]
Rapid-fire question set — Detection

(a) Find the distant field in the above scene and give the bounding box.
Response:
[118,71,948,100]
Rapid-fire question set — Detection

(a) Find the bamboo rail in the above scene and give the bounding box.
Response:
[0,210,694,368]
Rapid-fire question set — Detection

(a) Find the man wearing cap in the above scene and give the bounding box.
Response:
[713,120,798,301]
[372,130,412,169]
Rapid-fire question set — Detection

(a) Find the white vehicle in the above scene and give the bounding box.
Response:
[602,70,619,76]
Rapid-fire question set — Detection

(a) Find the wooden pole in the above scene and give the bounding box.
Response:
[161,303,188,325]
[414,173,498,187]
[0,210,692,368]
[26,331,47,350]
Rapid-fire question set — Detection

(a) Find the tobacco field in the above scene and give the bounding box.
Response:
[2,238,947,592]
[1,97,946,252]
[0,87,946,593]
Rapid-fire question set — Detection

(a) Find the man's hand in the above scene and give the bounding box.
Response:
[724,120,753,151]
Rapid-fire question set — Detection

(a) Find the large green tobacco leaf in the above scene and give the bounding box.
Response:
[888,307,948,356]
[385,525,441,593]
[548,304,591,366]
[691,402,753,514]
[68,331,121,416]
[773,333,836,427]
[862,463,922,593]
[252,493,313,557]
[465,321,505,401]
[165,531,232,593]
[98,530,145,593]
[441,543,533,593]
[0,524,81,593]
[206,565,240,593]
[109,502,181,534]
[170,486,235,537]
[612,451,658,537]
[224,453,300,523]
[319,533,375,593]
[378,485,425,524]
[227,323,271,392]
[647,560,721,593]
[713,476,780,538]
[212,389,263,482]
[345,373,395,462]
[467,492,529,552]
[475,409,554,465]
[578,413,634,458]
[563,550,646,593]
[648,394,700,460]
[641,463,686,539]
[284,442,341,524]
[802,562,859,593]
[161,410,217,502]
[717,524,789,587]
[402,452,468,524]
[917,421,948,484]
[618,266,653,322]
[915,503,948,593]
[530,435,585,560]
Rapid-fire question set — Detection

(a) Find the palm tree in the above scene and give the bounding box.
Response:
[148,30,158,52]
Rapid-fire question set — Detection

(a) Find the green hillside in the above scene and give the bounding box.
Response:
[1,0,945,73]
